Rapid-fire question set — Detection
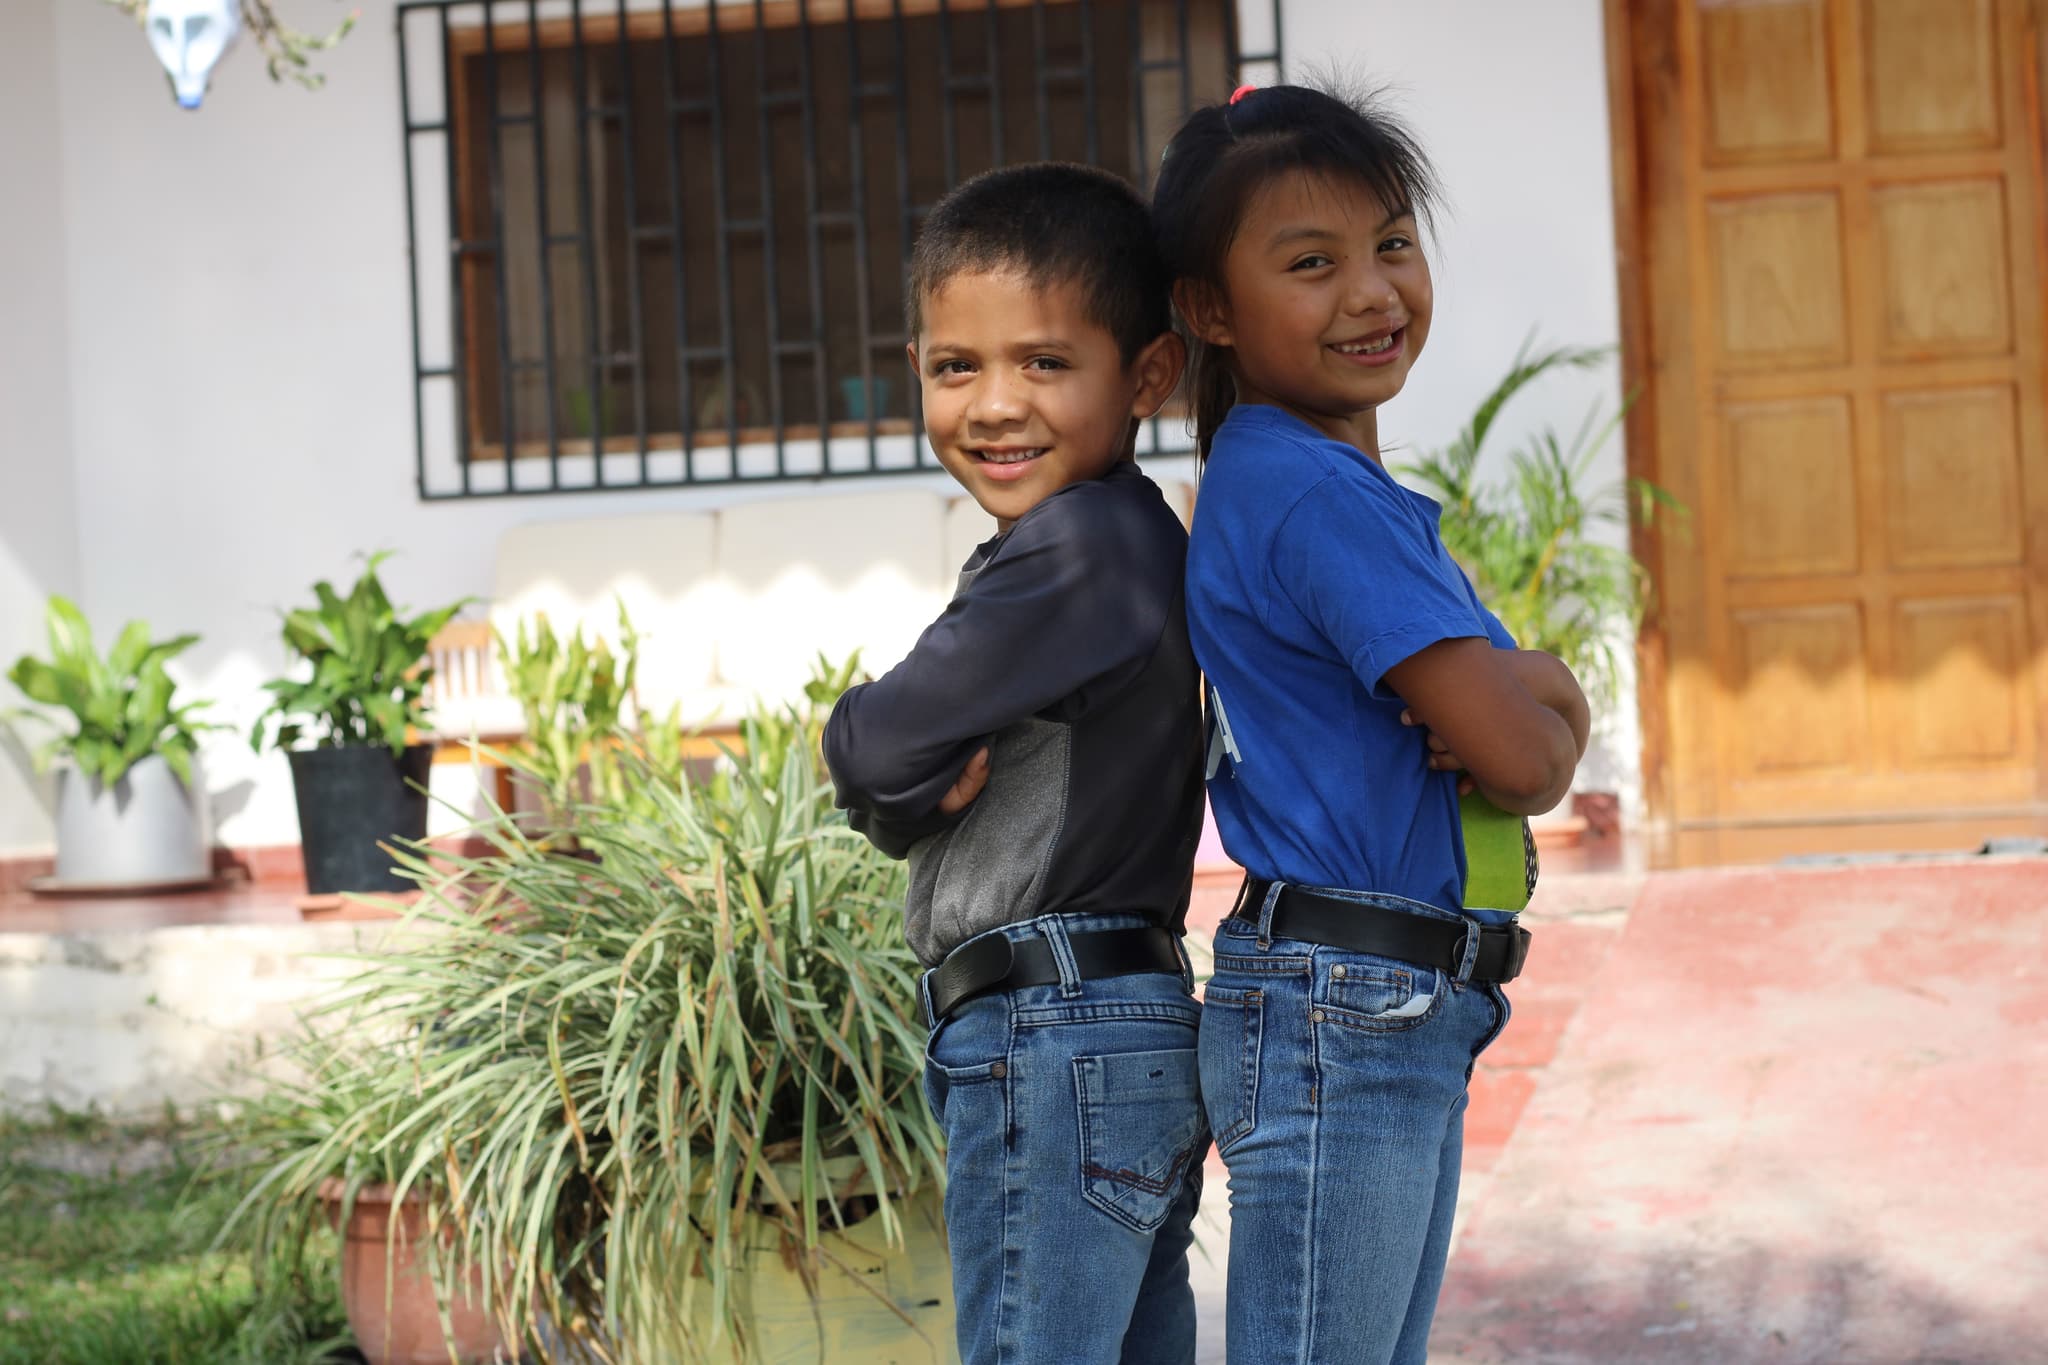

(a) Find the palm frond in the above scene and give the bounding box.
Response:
[1396,336,1680,710]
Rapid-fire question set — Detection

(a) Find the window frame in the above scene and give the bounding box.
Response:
[399,0,1284,500]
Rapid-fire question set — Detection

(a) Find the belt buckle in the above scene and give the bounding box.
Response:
[1478,923,1531,984]
[929,932,1016,1026]
[1503,924,1532,982]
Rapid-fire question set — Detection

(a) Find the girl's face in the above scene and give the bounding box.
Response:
[1186,168,1432,457]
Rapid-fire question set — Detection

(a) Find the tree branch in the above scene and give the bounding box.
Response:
[103,0,358,92]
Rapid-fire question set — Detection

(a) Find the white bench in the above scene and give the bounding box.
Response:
[427,481,1195,760]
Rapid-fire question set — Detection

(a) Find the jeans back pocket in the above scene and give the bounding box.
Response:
[1072,1046,1206,1234]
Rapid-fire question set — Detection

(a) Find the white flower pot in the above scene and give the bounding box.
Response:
[52,753,212,887]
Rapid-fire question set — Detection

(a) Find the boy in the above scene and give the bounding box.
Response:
[822,163,1208,1365]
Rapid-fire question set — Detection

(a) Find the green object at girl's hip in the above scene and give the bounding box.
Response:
[1460,791,1537,912]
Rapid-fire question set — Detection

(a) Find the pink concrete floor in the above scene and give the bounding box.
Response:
[1431,857,2048,1364]
[22,841,2036,1361]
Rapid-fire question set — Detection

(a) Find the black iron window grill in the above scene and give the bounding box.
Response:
[397,0,1283,499]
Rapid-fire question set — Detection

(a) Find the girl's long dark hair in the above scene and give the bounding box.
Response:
[1151,84,1443,459]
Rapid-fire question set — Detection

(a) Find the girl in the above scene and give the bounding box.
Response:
[1152,85,1591,1364]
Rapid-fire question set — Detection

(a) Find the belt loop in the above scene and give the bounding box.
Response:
[1255,881,1283,951]
[1038,915,1085,998]
[1453,916,1480,985]
[1173,934,1196,994]
[918,968,938,1029]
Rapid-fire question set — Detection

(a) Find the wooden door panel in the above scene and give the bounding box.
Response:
[1730,604,1872,779]
[1895,596,2032,767]
[1880,385,2025,570]
[1721,397,1860,578]
[1871,178,2013,358]
[1616,0,2048,862]
[1862,0,2001,154]
[1701,0,1835,164]
[1708,193,1851,367]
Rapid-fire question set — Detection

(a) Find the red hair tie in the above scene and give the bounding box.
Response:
[1230,84,1257,105]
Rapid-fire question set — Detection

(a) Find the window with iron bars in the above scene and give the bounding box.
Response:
[398,0,1283,499]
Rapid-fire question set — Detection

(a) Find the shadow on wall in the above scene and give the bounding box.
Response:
[0,729,55,824]
[207,778,255,835]
[1434,1237,2046,1365]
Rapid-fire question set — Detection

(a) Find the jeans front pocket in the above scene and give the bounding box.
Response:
[1072,1046,1206,1234]
[923,1054,1008,1122]
[1311,952,1445,1034]
[1199,985,1264,1155]
[1465,984,1514,1081]
[923,1006,1011,1129]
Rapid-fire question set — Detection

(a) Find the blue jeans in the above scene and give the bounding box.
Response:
[922,912,1210,1365]
[1200,885,1512,1365]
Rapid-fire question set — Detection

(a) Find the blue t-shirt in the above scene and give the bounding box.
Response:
[1187,403,1517,923]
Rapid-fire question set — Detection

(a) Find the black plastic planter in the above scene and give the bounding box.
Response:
[287,745,435,895]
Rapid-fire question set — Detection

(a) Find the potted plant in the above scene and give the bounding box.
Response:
[493,601,693,849]
[3,596,222,888]
[1398,338,1678,844]
[252,553,468,896]
[216,1029,517,1365]
[234,671,951,1362]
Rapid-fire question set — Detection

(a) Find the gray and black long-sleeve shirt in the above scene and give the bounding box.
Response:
[823,461,1205,967]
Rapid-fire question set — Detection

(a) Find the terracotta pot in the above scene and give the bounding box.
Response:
[322,1180,518,1365]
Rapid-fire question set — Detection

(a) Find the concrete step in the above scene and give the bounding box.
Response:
[0,918,411,1117]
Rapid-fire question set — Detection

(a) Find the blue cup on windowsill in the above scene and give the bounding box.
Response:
[839,375,894,422]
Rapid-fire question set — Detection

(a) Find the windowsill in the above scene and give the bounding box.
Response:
[444,0,1080,54]
[467,419,918,463]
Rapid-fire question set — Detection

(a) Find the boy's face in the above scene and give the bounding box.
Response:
[910,268,1182,529]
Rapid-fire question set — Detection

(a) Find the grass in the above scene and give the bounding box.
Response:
[0,1109,351,1365]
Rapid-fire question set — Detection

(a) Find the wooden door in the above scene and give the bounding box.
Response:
[1611,0,2048,864]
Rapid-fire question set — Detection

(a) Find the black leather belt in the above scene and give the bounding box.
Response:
[1235,878,1531,985]
[923,925,1184,1025]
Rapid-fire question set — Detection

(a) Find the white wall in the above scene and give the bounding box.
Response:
[0,0,83,856]
[1283,0,1641,807]
[44,0,973,848]
[27,0,1635,856]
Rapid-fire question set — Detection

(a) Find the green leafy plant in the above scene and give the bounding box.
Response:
[251,553,469,756]
[1398,338,1680,710]
[3,596,221,786]
[494,601,690,840]
[206,1029,446,1362]
[219,669,939,1362]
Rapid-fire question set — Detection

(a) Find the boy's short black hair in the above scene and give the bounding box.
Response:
[908,162,1170,363]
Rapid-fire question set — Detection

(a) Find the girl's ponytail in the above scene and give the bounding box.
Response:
[1153,103,1239,464]
[1191,345,1235,462]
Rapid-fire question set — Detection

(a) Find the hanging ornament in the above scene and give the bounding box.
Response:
[144,0,242,110]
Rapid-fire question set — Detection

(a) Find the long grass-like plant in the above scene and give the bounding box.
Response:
[219,677,939,1363]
